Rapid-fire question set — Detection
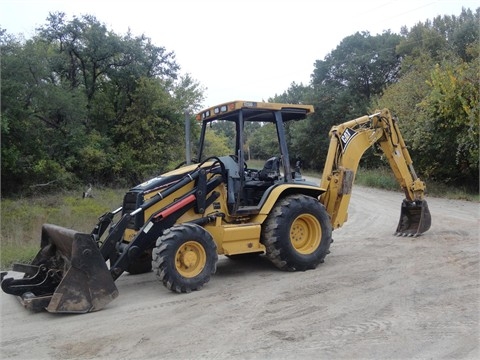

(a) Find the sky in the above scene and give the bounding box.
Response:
[0,0,477,108]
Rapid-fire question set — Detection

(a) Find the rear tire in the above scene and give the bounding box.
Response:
[152,223,218,293]
[261,194,332,271]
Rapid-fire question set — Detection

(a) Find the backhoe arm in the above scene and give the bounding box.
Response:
[319,108,431,236]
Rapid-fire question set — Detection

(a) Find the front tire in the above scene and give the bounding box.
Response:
[261,194,332,271]
[152,223,218,293]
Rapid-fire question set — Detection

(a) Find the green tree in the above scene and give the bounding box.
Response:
[419,60,479,188]
[1,13,205,195]
[376,7,479,190]
[299,31,404,171]
[397,7,479,65]
[171,73,206,114]
[201,129,231,159]
[249,123,278,160]
[1,31,87,193]
[270,82,313,164]
[112,77,184,185]
[270,82,312,104]
[37,12,180,126]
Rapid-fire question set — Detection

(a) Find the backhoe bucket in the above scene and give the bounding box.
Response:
[395,199,431,237]
[1,224,118,313]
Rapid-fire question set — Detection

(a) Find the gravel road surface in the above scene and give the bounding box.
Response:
[1,186,479,359]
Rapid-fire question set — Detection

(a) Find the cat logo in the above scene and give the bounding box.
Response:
[340,128,357,152]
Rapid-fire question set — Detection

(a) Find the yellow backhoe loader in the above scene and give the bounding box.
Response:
[1,101,431,313]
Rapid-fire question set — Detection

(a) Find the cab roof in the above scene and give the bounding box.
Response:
[196,100,314,123]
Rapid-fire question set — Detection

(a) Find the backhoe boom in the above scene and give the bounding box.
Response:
[319,109,431,236]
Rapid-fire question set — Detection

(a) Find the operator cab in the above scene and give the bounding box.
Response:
[195,100,314,214]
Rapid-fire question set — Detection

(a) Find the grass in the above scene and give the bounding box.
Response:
[354,168,479,201]
[1,187,126,270]
[246,159,266,169]
[355,168,399,190]
[1,166,477,270]
[301,165,478,201]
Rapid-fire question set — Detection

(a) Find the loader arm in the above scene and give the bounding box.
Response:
[319,108,431,235]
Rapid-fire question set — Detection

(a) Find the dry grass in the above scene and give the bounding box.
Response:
[1,187,125,269]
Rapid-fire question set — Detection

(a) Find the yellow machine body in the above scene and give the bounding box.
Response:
[2,101,430,313]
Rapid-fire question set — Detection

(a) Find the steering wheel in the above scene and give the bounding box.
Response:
[229,154,248,171]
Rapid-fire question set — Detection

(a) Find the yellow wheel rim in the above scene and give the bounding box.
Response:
[290,214,322,255]
[175,241,207,278]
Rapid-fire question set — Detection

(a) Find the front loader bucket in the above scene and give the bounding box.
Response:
[395,199,431,237]
[1,224,118,313]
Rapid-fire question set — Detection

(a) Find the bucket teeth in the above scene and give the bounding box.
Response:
[395,199,431,237]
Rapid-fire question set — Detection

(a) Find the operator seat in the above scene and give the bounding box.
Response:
[258,156,280,181]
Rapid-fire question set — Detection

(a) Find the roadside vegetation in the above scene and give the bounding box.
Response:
[1,188,125,270]
[1,167,477,270]
[354,168,479,202]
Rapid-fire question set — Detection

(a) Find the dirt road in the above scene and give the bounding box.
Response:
[1,186,479,359]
